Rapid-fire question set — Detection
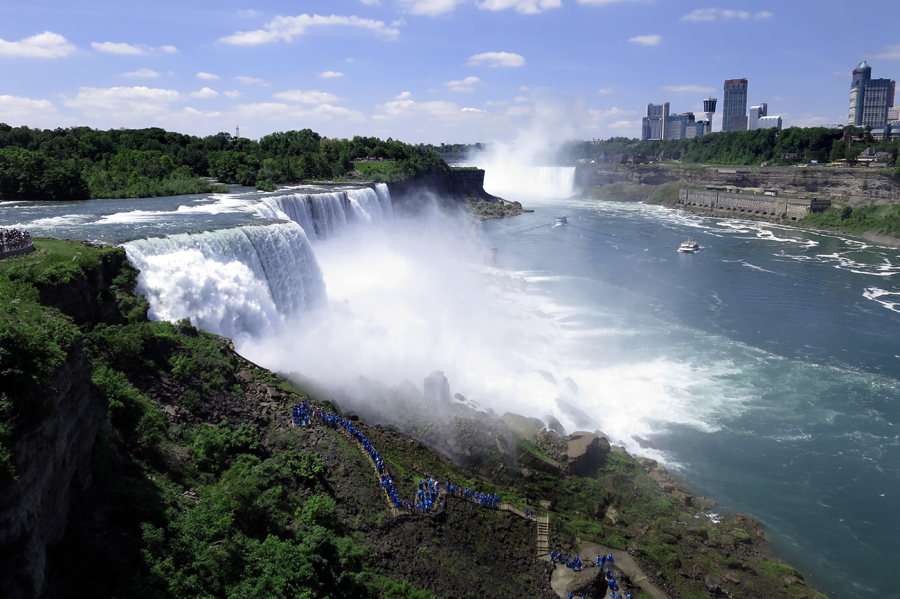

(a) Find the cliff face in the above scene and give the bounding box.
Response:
[587,163,900,205]
[0,340,107,599]
[37,248,128,325]
[0,245,128,599]
[386,168,494,209]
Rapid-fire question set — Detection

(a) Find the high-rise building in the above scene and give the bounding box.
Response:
[722,79,748,132]
[641,102,669,141]
[849,61,896,127]
[889,106,900,124]
[748,104,768,130]
[665,112,704,140]
[757,116,782,130]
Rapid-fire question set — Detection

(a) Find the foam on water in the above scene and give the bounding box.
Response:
[255,186,390,240]
[124,222,325,342]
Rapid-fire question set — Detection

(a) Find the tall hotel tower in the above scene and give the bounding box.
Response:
[849,61,895,127]
[722,79,748,132]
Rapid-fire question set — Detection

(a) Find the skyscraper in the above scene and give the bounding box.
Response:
[848,61,871,126]
[748,104,768,130]
[722,79,748,132]
[641,102,669,140]
[849,61,896,127]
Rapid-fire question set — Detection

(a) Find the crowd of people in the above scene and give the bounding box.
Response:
[290,401,639,599]
[291,401,508,516]
[0,228,31,253]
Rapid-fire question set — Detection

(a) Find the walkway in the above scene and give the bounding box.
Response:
[549,540,669,599]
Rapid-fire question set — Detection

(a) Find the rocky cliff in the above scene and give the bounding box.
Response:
[0,245,130,599]
[585,163,900,205]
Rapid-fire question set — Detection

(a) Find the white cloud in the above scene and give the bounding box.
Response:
[234,76,267,85]
[272,89,343,104]
[476,0,562,14]
[233,102,366,122]
[92,41,146,55]
[319,71,344,78]
[873,44,900,60]
[161,45,178,53]
[663,84,715,94]
[346,57,356,62]
[608,120,636,132]
[395,91,413,100]
[598,87,614,95]
[468,51,525,67]
[461,107,485,112]
[237,9,262,19]
[360,0,381,4]
[629,35,661,46]
[832,71,849,77]
[64,86,181,119]
[220,13,400,45]
[123,68,160,79]
[395,0,462,16]
[0,95,58,125]
[589,106,638,119]
[0,32,77,58]
[182,107,224,118]
[446,76,482,92]
[514,96,529,102]
[190,87,219,99]
[224,90,243,98]
[197,72,220,80]
[505,105,531,116]
[374,98,489,122]
[681,8,772,22]
[485,100,510,106]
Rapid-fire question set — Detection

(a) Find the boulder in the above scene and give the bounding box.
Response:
[502,412,540,439]
[566,431,611,478]
[565,566,606,597]
[423,371,452,410]
[543,414,566,436]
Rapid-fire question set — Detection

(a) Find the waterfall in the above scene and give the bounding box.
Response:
[256,184,393,241]
[482,165,576,198]
[123,222,325,340]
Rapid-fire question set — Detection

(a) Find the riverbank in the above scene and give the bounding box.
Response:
[0,239,831,599]
[586,179,900,246]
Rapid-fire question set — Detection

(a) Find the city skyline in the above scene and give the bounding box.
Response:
[1,0,900,143]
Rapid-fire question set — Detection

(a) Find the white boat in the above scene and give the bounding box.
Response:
[678,240,700,253]
[556,215,568,224]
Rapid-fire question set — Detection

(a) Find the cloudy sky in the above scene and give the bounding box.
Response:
[2,0,899,144]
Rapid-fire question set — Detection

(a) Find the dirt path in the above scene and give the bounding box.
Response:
[548,540,669,599]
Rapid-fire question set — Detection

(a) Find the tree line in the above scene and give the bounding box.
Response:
[558,126,899,167]
[0,124,448,201]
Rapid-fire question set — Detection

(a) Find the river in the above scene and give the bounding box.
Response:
[1,172,897,599]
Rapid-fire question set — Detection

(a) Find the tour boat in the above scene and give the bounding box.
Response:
[678,240,700,253]
[556,215,568,224]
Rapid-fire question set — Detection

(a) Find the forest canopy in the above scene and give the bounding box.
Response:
[556,126,899,167]
[0,124,448,201]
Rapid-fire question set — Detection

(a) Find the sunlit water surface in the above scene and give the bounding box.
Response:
[2,184,898,599]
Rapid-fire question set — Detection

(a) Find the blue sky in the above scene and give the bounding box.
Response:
[1,0,899,144]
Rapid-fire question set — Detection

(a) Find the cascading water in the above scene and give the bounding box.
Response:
[256,184,393,240]
[123,222,325,342]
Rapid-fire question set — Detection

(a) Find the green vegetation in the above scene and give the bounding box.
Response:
[560,126,899,167]
[2,240,828,599]
[0,124,449,201]
[800,202,900,237]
